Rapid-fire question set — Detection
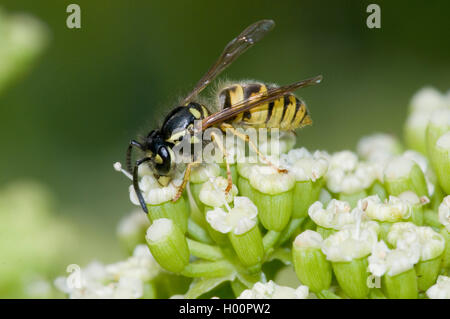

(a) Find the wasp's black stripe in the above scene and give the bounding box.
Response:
[265,101,274,123]
[281,95,290,122]
[219,90,232,109]
[242,84,263,120]
[291,98,301,123]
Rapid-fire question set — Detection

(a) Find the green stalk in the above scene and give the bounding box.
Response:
[262,230,281,253]
[147,197,189,233]
[229,226,264,267]
[237,176,254,201]
[424,209,442,229]
[181,260,235,278]
[415,255,443,291]
[382,268,418,299]
[316,290,342,299]
[292,178,323,219]
[369,181,387,201]
[409,205,424,226]
[146,219,190,273]
[384,164,428,197]
[231,279,248,297]
[220,164,238,186]
[332,257,370,299]
[293,246,332,293]
[187,219,213,244]
[189,182,207,227]
[428,131,450,194]
[187,238,224,261]
[277,217,305,245]
[252,189,293,231]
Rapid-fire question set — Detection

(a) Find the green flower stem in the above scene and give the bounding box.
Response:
[409,205,424,226]
[142,282,157,299]
[262,230,281,253]
[252,189,293,231]
[332,257,370,299]
[189,182,208,228]
[316,290,342,299]
[277,217,305,245]
[292,178,323,218]
[441,228,450,269]
[187,219,213,244]
[302,217,317,231]
[237,177,253,201]
[338,190,367,208]
[229,226,264,267]
[415,255,443,291]
[187,238,224,261]
[292,246,332,293]
[369,181,387,201]
[181,260,235,278]
[426,117,449,173]
[146,219,190,273]
[231,278,247,297]
[428,132,450,194]
[424,209,442,228]
[382,268,418,299]
[384,164,428,197]
[147,197,189,233]
[316,226,336,239]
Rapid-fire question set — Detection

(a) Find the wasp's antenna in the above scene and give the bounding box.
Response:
[114,162,133,180]
[133,157,152,214]
[126,140,144,173]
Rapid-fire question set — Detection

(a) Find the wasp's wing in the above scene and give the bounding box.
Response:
[201,75,323,129]
[182,20,275,105]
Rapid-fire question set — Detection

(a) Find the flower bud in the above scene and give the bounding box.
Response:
[145,218,189,273]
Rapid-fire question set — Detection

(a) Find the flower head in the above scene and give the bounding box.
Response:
[368,241,419,277]
[438,195,450,232]
[282,147,329,182]
[426,276,450,299]
[206,196,258,235]
[308,199,363,230]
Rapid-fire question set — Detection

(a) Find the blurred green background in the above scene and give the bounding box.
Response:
[0,0,449,292]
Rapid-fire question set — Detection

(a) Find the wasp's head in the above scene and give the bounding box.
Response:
[143,130,175,186]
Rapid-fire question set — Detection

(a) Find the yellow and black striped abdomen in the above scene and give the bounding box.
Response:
[218,83,312,130]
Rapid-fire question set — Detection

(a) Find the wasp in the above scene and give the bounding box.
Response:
[126,20,322,213]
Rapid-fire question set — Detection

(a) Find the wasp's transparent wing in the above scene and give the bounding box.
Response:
[182,20,275,105]
[201,75,323,129]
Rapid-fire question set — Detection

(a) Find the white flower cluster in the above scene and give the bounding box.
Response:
[325,151,379,194]
[281,147,329,182]
[55,245,160,299]
[238,280,309,299]
[206,196,258,235]
[308,199,363,230]
[357,194,412,222]
[387,222,445,261]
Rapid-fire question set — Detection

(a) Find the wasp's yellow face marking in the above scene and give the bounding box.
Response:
[189,108,202,119]
[157,175,171,186]
[154,154,163,164]
[167,130,186,143]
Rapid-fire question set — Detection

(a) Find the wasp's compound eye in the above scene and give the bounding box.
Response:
[154,145,172,176]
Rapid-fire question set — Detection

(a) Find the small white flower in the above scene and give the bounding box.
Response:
[409,87,447,113]
[258,131,296,155]
[426,276,450,299]
[129,172,183,206]
[206,196,258,235]
[387,222,445,261]
[357,133,401,163]
[117,210,150,239]
[248,164,295,194]
[308,199,363,230]
[294,230,323,249]
[321,221,379,262]
[189,163,221,183]
[438,195,450,232]
[106,245,160,282]
[282,148,328,182]
[238,280,309,299]
[368,241,419,277]
[199,176,238,207]
[326,151,378,194]
[357,195,411,222]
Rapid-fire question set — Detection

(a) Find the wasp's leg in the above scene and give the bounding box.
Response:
[133,157,152,213]
[220,123,288,173]
[210,131,233,193]
[127,140,144,173]
[173,161,200,202]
